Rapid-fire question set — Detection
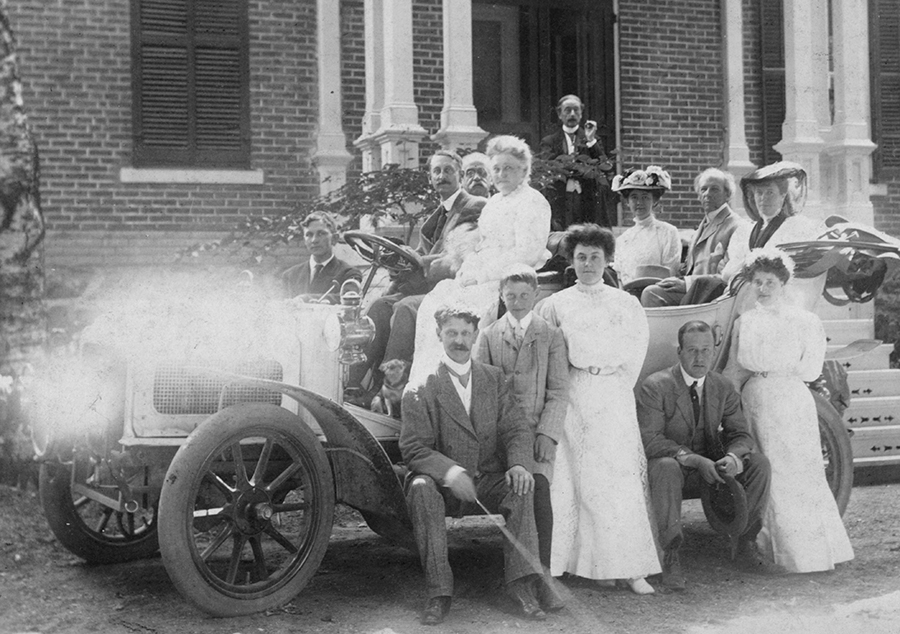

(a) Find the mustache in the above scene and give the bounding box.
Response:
[449,343,470,351]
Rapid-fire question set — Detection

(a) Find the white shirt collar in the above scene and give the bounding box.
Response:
[562,125,579,134]
[705,203,728,222]
[442,188,462,211]
[506,311,533,333]
[679,365,706,394]
[309,254,335,270]
[634,214,656,228]
[441,354,471,376]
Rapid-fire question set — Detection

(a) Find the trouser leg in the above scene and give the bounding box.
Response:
[737,452,771,541]
[533,474,553,569]
[384,294,423,364]
[648,457,686,550]
[641,284,685,308]
[406,475,453,598]
[476,473,541,584]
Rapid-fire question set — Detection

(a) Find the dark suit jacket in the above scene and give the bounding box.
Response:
[538,128,613,229]
[684,205,742,277]
[281,256,362,299]
[475,314,568,479]
[418,189,486,256]
[637,364,756,462]
[400,360,534,484]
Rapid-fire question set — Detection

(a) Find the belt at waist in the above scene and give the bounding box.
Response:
[575,365,617,376]
[751,371,793,378]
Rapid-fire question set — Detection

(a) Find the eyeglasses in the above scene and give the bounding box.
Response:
[464,168,488,178]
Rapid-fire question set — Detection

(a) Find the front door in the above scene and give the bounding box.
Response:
[472,0,616,153]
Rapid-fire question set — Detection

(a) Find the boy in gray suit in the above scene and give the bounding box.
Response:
[476,264,569,574]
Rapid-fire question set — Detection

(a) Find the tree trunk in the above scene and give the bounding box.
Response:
[0,0,45,379]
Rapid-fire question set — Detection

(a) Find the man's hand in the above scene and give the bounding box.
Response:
[534,434,557,464]
[715,454,741,478]
[447,471,478,502]
[684,454,725,484]
[656,277,686,293]
[584,120,597,143]
[505,465,534,496]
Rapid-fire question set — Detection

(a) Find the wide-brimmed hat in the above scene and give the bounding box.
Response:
[611,166,672,194]
[700,474,749,560]
[621,264,671,292]
[740,161,808,222]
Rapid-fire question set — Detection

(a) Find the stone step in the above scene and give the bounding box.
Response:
[822,319,875,344]
[850,426,900,467]
[843,396,900,429]
[847,369,900,398]
[827,343,893,371]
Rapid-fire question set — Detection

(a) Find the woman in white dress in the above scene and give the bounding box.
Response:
[408,135,551,386]
[725,249,854,573]
[537,224,661,594]
[611,166,681,287]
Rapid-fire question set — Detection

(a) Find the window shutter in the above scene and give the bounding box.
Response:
[759,0,785,165]
[132,0,249,168]
[871,0,900,177]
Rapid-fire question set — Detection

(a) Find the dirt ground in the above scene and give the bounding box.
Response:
[1,471,899,634]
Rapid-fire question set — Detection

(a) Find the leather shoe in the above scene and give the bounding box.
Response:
[507,577,547,621]
[535,575,565,612]
[420,596,451,626]
[661,548,686,591]
[736,539,783,575]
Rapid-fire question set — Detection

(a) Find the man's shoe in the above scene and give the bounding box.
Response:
[507,577,547,621]
[534,575,565,612]
[736,539,783,575]
[420,596,451,626]
[661,548,686,591]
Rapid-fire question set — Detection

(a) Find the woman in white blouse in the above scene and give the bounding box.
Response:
[611,166,681,287]
[408,135,552,386]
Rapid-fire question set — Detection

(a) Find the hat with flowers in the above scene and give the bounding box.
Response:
[611,165,672,194]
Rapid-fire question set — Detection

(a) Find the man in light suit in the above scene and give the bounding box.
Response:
[281,211,362,301]
[538,94,615,230]
[641,168,744,307]
[475,264,568,576]
[358,150,487,394]
[401,307,555,625]
[637,320,771,591]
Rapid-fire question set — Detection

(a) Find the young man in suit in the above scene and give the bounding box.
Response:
[637,320,772,591]
[400,306,558,625]
[538,94,615,230]
[641,169,745,307]
[281,211,362,301]
[475,264,568,574]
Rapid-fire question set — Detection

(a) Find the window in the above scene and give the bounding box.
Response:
[759,0,785,165]
[131,0,250,168]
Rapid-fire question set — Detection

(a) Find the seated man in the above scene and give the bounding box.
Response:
[281,211,361,302]
[400,307,559,625]
[637,320,772,591]
[641,168,743,307]
[460,151,492,198]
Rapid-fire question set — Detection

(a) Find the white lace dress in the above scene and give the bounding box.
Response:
[537,281,661,580]
[726,301,854,573]
[407,183,551,387]
[613,215,681,285]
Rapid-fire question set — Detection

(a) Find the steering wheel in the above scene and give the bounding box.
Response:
[343,231,424,275]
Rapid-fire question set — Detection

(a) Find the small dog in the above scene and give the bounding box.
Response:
[370,359,409,419]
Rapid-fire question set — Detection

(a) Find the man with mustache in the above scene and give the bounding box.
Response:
[355,151,487,402]
[461,151,492,198]
[401,306,558,625]
[538,94,615,230]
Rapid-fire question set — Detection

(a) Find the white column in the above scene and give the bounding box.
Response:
[824,0,876,225]
[372,0,427,167]
[312,0,352,194]
[721,0,756,213]
[773,0,829,219]
[353,0,385,172]
[431,0,487,150]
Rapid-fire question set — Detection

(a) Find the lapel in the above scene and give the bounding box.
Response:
[670,365,697,430]
[521,318,540,347]
[499,317,518,351]
[702,377,721,435]
[435,365,477,439]
[441,190,469,239]
[469,362,493,437]
[698,206,729,244]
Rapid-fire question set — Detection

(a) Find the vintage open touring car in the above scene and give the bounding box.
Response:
[30,219,900,616]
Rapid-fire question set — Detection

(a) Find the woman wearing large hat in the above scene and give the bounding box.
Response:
[611,166,681,292]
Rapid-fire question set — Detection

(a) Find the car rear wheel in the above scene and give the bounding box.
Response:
[816,393,853,516]
[158,403,334,617]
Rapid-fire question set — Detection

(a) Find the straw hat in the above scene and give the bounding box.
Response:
[611,165,672,194]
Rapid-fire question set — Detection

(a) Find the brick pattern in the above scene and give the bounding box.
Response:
[617,0,726,229]
[412,0,443,165]
[10,0,320,234]
[872,183,900,238]
[341,0,365,176]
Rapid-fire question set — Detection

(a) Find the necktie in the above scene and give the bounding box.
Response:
[689,381,701,424]
[566,132,576,155]
[515,325,524,346]
[446,365,471,388]
[311,263,324,284]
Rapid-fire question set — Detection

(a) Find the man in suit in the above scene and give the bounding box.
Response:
[281,211,362,301]
[641,168,744,307]
[475,264,568,575]
[538,94,615,230]
[357,151,487,395]
[637,320,772,591]
[401,306,557,625]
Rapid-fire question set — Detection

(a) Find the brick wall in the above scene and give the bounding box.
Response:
[617,0,726,229]
[341,0,365,176]
[412,0,443,165]
[873,183,900,237]
[10,0,320,235]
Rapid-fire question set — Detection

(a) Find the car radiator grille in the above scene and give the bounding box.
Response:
[152,360,283,415]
